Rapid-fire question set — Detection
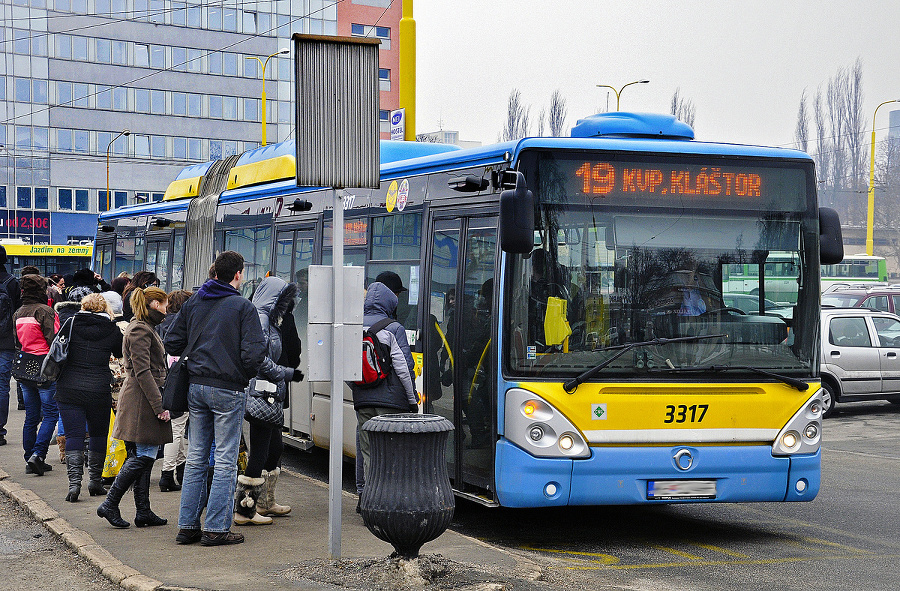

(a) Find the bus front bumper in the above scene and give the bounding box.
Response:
[494,439,820,507]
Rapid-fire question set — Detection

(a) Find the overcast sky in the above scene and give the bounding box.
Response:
[411,1,900,149]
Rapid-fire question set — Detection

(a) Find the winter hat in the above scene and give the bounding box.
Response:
[375,271,407,295]
[68,285,94,303]
[72,268,96,286]
[101,291,123,316]
[20,274,47,298]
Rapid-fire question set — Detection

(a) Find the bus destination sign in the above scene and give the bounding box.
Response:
[554,158,808,210]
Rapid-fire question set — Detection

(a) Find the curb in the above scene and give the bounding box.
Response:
[0,466,177,591]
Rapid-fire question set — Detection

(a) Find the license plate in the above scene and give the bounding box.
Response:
[648,479,717,500]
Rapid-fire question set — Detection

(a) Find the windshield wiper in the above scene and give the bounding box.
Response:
[562,334,728,394]
[650,364,809,391]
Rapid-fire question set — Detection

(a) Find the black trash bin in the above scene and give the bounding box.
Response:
[360,413,455,559]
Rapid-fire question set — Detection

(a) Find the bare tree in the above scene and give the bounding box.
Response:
[794,89,810,153]
[670,88,696,128]
[537,107,546,137]
[875,136,900,269]
[548,89,567,137]
[500,89,530,141]
[844,58,866,192]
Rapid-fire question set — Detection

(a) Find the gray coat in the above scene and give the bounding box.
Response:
[247,276,297,403]
[349,282,416,411]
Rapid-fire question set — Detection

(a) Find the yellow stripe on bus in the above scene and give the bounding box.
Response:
[226,155,296,190]
[518,381,820,443]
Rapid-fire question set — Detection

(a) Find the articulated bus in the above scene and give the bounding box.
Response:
[95,112,843,507]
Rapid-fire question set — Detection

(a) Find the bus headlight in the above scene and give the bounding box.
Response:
[772,388,823,456]
[505,389,590,458]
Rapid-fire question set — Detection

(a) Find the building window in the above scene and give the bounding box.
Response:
[17,187,31,209]
[244,98,257,122]
[15,78,31,102]
[172,47,187,71]
[74,83,90,107]
[152,192,164,202]
[224,7,237,31]
[151,136,166,158]
[113,40,127,65]
[379,68,390,92]
[0,187,6,208]
[96,38,111,63]
[173,137,187,159]
[135,89,150,113]
[223,53,238,76]
[150,45,165,69]
[208,6,222,29]
[115,191,127,208]
[151,90,166,114]
[33,80,48,104]
[58,188,73,210]
[149,0,165,23]
[113,87,127,110]
[57,129,73,152]
[96,85,111,109]
[209,95,223,119]
[134,135,150,158]
[56,34,72,59]
[187,48,202,73]
[34,129,49,151]
[243,11,257,34]
[73,36,88,60]
[224,96,237,120]
[189,139,201,160]
[210,140,222,160]
[208,52,222,74]
[57,81,72,105]
[75,189,89,211]
[173,92,187,115]
[135,43,150,68]
[74,130,89,153]
[35,188,49,210]
[172,1,186,25]
[187,4,201,27]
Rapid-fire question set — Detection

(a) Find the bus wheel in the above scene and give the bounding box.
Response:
[821,383,836,418]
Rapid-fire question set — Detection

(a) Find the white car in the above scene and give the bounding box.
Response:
[820,307,900,416]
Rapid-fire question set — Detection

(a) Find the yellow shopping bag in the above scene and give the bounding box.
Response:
[102,410,127,478]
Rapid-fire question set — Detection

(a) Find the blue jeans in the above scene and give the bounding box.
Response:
[21,380,58,461]
[0,350,13,438]
[178,383,246,533]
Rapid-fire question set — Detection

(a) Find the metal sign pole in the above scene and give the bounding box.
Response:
[328,188,344,559]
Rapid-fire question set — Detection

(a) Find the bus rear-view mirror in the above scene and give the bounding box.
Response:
[500,171,535,254]
[819,207,843,265]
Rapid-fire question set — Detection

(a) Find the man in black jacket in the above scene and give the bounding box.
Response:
[164,251,266,546]
[0,245,21,446]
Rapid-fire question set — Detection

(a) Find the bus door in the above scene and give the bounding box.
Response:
[145,237,172,291]
[423,212,498,497]
[273,224,316,444]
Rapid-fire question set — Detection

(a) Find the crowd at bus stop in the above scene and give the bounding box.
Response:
[0,244,417,547]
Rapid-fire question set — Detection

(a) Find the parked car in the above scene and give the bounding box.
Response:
[722,293,793,319]
[821,285,900,314]
[820,307,900,416]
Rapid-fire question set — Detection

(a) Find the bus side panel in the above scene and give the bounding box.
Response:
[568,445,793,505]
[494,439,573,508]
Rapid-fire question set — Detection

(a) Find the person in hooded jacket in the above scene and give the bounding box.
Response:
[14,274,60,476]
[349,280,417,500]
[0,244,21,448]
[234,276,302,526]
[55,293,123,502]
[96,286,172,529]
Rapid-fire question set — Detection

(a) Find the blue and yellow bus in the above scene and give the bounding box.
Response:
[95,112,842,507]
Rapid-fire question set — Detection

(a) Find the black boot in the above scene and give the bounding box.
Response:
[96,454,144,528]
[64,450,84,502]
[133,458,167,527]
[87,450,108,497]
[175,461,185,485]
[158,470,181,492]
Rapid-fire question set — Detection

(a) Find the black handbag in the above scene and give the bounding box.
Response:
[41,316,75,382]
[162,300,224,417]
[12,351,47,384]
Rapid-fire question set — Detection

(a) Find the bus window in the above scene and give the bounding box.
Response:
[225,226,272,298]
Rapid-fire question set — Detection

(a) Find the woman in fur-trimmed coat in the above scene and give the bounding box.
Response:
[234,276,302,526]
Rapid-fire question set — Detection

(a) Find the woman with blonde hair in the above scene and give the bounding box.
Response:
[55,293,123,501]
[97,286,172,528]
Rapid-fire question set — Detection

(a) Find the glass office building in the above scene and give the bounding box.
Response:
[1,0,400,245]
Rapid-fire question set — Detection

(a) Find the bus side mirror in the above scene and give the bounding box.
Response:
[819,207,843,265]
[499,171,534,254]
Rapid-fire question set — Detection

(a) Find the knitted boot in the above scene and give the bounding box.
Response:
[233,475,272,525]
[257,468,291,516]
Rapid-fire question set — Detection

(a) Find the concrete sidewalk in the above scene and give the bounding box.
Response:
[0,404,539,590]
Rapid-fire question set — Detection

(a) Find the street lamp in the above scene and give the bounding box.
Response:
[106,129,130,212]
[246,47,290,146]
[865,99,900,256]
[596,79,650,111]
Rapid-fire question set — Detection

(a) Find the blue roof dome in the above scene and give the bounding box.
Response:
[571,112,694,140]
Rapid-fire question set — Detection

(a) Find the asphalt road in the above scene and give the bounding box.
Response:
[282,400,900,590]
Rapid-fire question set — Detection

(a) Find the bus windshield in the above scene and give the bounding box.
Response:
[505,151,818,380]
